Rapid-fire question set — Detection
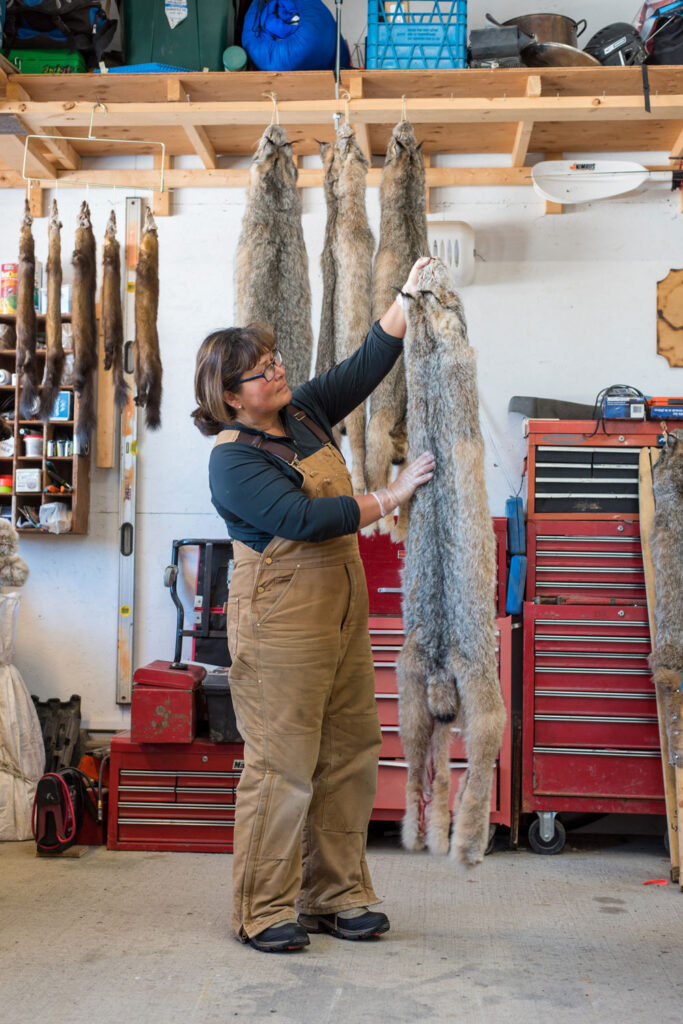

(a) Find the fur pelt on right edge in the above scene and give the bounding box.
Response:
[365,121,428,533]
[397,258,506,868]
[649,428,683,766]
[315,123,374,494]
[234,124,313,391]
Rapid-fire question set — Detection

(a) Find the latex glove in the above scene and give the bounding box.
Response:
[386,451,435,507]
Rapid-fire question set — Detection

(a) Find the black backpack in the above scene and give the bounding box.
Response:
[3,0,117,65]
[647,14,683,64]
[32,767,98,854]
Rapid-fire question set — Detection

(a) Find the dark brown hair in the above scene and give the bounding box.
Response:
[191,322,275,435]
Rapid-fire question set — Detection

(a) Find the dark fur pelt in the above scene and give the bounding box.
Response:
[71,201,97,446]
[650,429,683,766]
[102,210,129,410]
[17,200,38,419]
[39,199,64,421]
[397,259,506,867]
[134,206,162,430]
[365,121,428,533]
[315,124,374,493]
[234,124,313,390]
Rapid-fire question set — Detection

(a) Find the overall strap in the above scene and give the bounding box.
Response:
[285,404,333,446]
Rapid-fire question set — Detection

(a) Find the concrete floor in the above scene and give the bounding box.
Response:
[0,829,680,1024]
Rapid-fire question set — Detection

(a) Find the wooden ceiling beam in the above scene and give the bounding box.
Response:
[6,93,683,131]
[6,80,81,170]
[183,124,217,169]
[670,126,683,159]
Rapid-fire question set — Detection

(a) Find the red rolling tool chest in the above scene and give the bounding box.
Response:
[522,420,667,853]
[359,522,513,831]
[107,734,244,853]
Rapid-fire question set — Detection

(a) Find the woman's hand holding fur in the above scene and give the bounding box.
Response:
[402,255,432,297]
[385,452,435,508]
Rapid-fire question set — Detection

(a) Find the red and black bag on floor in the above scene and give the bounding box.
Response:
[32,767,98,854]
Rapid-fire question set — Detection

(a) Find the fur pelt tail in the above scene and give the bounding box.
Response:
[75,374,96,447]
[17,200,38,419]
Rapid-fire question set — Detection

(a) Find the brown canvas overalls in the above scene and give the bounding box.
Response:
[216,413,382,940]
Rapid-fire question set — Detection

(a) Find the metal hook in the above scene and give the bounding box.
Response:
[88,101,108,140]
[263,91,279,126]
[401,94,407,121]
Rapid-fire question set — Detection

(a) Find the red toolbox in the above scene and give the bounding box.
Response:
[522,604,665,833]
[367,613,513,829]
[130,661,207,745]
[107,733,244,852]
[358,516,508,616]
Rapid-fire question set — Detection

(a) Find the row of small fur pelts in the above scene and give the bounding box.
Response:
[234,123,313,392]
[315,122,375,494]
[15,200,162,441]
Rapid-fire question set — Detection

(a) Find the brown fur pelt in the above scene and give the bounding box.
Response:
[134,206,162,429]
[39,199,64,421]
[17,200,38,419]
[71,201,98,446]
[365,121,428,533]
[102,210,129,410]
[315,124,374,494]
[397,258,506,867]
[649,429,683,765]
[234,124,313,390]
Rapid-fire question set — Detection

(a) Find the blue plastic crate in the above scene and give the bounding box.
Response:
[94,63,195,74]
[366,0,467,69]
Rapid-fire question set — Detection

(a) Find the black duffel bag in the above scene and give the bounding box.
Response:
[647,14,683,64]
[3,0,117,65]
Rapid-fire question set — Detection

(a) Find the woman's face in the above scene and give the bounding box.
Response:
[225,348,291,426]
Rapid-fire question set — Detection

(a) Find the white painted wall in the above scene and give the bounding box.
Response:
[3,1,680,727]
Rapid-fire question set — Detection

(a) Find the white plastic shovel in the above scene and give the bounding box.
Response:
[531,159,683,204]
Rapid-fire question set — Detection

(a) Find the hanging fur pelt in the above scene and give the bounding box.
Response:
[365,121,429,533]
[134,206,162,429]
[71,201,97,446]
[315,123,374,494]
[234,124,313,390]
[102,210,128,410]
[649,429,683,767]
[39,200,64,421]
[17,200,38,419]
[397,258,506,867]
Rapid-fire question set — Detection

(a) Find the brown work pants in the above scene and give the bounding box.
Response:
[227,533,382,940]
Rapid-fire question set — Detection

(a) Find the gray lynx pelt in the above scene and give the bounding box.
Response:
[397,259,506,867]
[366,121,429,532]
[650,429,683,766]
[235,124,313,390]
[316,123,374,494]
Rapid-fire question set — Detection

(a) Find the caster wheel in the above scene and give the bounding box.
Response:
[528,817,566,855]
[485,823,497,856]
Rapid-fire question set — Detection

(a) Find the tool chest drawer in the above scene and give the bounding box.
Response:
[522,604,665,815]
[359,517,507,616]
[374,761,499,816]
[526,520,646,602]
[108,733,244,852]
[525,420,665,519]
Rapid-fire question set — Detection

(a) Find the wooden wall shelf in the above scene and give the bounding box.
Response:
[1,65,683,213]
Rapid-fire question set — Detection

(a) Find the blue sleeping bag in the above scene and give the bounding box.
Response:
[242,0,351,71]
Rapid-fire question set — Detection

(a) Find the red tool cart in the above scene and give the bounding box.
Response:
[359,520,514,843]
[522,420,667,853]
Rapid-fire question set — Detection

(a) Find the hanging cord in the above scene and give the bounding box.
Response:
[263,91,279,126]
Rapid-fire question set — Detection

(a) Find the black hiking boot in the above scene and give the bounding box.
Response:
[298,908,390,941]
[248,921,310,953]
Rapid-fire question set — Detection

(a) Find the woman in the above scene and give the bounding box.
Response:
[192,256,435,953]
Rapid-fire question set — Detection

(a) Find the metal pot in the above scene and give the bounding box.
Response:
[486,12,587,48]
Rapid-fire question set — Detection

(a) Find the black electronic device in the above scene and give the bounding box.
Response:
[584,22,648,65]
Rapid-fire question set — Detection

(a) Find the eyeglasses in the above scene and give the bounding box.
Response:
[237,350,284,385]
